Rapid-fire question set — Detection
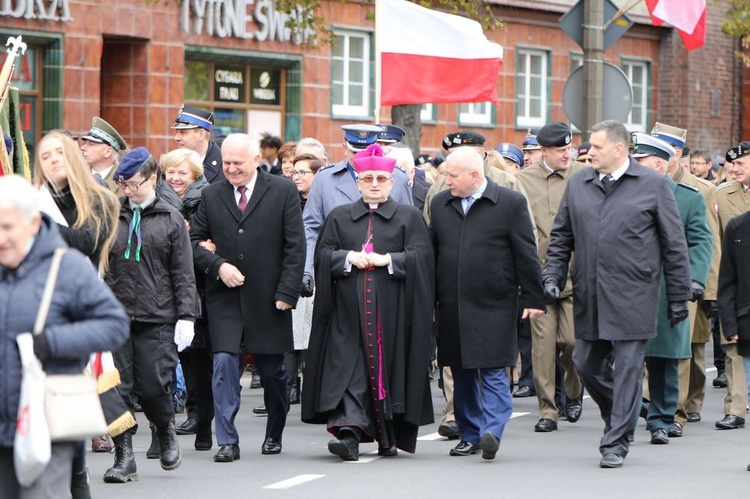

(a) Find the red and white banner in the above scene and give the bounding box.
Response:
[645,0,706,51]
[378,0,503,107]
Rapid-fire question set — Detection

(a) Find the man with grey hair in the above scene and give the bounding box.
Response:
[294,137,327,162]
[543,120,692,468]
[385,145,430,212]
[190,133,305,462]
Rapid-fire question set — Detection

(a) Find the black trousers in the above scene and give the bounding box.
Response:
[113,321,178,429]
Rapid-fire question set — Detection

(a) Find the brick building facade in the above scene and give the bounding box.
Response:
[0,0,742,164]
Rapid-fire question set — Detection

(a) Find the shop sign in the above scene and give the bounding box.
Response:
[181,0,315,44]
[214,66,246,102]
[0,0,72,21]
[249,68,280,105]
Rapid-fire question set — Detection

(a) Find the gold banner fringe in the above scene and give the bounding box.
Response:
[108,412,137,437]
[96,369,122,394]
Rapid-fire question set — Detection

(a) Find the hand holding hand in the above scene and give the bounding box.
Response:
[667,301,690,328]
[365,252,391,268]
[347,251,370,270]
[219,262,245,288]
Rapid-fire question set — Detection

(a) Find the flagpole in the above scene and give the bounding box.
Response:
[373,0,382,123]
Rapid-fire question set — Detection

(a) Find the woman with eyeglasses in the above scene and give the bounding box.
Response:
[285,153,323,404]
[34,131,122,499]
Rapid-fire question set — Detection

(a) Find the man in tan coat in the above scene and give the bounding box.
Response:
[517,121,584,433]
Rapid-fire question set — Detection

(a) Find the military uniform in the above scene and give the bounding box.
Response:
[81,117,127,194]
[671,167,722,424]
[715,178,750,421]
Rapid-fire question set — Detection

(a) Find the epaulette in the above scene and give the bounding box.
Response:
[693,176,715,189]
[716,181,735,191]
[676,182,699,193]
[318,162,336,171]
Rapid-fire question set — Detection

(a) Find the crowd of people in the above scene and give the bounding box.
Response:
[2,105,750,498]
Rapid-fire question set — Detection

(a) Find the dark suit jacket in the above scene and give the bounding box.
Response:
[718,211,750,356]
[430,179,545,369]
[412,177,430,212]
[203,142,224,185]
[190,170,305,354]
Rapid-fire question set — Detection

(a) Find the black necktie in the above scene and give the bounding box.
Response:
[602,174,615,194]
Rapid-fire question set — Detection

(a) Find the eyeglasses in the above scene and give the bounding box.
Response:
[291,169,313,178]
[117,177,149,192]
[357,175,392,185]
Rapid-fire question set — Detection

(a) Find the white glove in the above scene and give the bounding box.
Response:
[174,320,195,352]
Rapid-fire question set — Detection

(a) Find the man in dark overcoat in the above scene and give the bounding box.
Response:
[430,146,546,461]
[190,133,305,462]
[542,120,692,469]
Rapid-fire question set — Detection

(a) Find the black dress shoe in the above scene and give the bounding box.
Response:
[667,422,683,438]
[378,446,398,457]
[175,418,199,435]
[534,418,558,433]
[253,406,268,415]
[449,440,480,456]
[214,444,240,462]
[565,400,582,423]
[328,432,359,461]
[716,414,745,429]
[686,412,701,423]
[480,432,500,461]
[261,437,282,455]
[438,420,460,440]
[650,428,669,444]
[512,385,535,398]
[599,453,624,468]
[713,371,727,388]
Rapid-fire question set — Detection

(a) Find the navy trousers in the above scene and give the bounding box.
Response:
[452,367,513,445]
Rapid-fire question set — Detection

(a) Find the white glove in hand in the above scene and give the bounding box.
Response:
[174,320,195,352]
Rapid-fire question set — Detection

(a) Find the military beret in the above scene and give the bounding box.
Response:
[651,122,686,149]
[442,131,485,151]
[352,144,396,174]
[631,133,675,161]
[495,143,523,167]
[522,130,541,151]
[415,154,431,166]
[725,141,750,163]
[172,104,214,131]
[81,117,127,152]
[577,142,591,156]
[114,147,152,181]
[537,121,572,148]
[376,124,406,144]
[341,124,381,151]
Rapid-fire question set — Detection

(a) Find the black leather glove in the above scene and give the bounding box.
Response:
[667,301,690,328]
[33,332,50,361]
[690,281,705,302]
[701,300,719,319]
[542,276,560,303]
[300,274,315,298]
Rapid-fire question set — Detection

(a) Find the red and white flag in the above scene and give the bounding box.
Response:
[378,0,503,107]
[645,0,706,51]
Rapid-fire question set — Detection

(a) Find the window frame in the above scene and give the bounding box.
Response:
[458,102,494,127]
[330,29,372,119]
[515,47,551,129]
[620,58,652,133]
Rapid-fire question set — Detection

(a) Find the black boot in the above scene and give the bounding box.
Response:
[146,424,159,459]
[103,432,138,483]
[157,423,182,471]
[71,468,91,499]
[289,376,301,405]
[195,423,213,451]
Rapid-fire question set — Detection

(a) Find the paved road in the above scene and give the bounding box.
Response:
[88,364,749,499]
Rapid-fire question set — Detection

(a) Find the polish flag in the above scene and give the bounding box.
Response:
[645,0,706,51]
[378,0,503,107]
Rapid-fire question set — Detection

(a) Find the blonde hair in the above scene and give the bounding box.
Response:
[33,131,120,276]
[486,150,509,172]
[159,148,203,179]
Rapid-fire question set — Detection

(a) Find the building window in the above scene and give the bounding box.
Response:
[331,30,370,118]
[421,104,436,124]
[459,103,492,126]
[621,60,650,132]
[516,48,549,129]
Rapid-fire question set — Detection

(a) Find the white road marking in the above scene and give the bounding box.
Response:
[419,412,531,441]
[263,474,325,489]
[346,453,382,463]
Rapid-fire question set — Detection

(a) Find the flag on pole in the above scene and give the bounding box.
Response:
[645,0,706,51]
[378,0,503,107]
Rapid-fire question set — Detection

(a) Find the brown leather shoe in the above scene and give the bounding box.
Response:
[92,435,113,453]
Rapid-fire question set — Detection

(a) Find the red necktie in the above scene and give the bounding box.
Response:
[237,186,248,213]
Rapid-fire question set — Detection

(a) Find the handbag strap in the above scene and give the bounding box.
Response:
[33,248,66,336]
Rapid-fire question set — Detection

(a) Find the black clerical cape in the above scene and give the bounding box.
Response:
[302,198,435,453]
